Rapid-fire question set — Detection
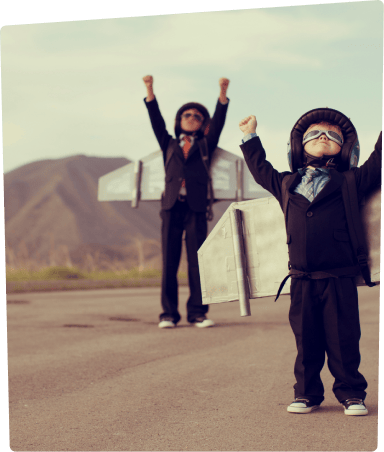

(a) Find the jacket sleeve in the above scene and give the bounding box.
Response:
[240,136,291,205]
[205,99,229,154]
[144,97,172,155]
[353,131,382,196]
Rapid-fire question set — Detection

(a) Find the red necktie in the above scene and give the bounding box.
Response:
[181,136,191,188]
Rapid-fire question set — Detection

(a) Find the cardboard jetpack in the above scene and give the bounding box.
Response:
[97,147,271,206]
[198,186,381,317]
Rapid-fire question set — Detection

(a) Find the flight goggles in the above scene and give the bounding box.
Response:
[302,129,344,146]
[181,113,204,122]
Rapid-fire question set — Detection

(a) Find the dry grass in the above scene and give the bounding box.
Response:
[5,233,190,283]
[6,266,169,282]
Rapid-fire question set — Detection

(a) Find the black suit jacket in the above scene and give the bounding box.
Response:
[145,97,229,212]
[240,136,381,273]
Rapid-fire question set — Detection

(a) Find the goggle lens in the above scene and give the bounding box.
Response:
[303,130,343,146]
[182,113,203,122]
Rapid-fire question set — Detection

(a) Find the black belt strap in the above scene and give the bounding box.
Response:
[275,266,361,301]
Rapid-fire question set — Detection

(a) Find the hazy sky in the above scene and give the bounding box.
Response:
[1,0,382,175]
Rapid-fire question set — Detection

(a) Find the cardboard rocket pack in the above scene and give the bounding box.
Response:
[198,186,381,316]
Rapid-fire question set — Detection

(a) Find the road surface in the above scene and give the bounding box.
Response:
[7,285,380,451]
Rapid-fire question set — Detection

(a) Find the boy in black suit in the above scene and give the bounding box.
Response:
[143,75,229,328]
[239,110,381,416]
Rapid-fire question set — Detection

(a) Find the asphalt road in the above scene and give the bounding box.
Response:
[6,285,380,451]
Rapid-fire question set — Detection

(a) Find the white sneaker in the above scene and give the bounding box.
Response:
[194,318,215,328]
[342,399,368,416]
[158,320,176,328]
[287,398,320,414]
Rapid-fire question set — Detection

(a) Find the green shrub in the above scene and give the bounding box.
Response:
[6,266,186,282]
[38,266,86,280]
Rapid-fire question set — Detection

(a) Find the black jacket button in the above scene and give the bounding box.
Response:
[307,211,313,217]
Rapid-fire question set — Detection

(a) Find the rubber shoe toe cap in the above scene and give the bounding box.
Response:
[287,399,319,414]
[343,400,368,416]
[158,320,176,328]
[194,319,215,328]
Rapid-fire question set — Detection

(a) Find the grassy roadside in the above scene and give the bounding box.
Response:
[6,267,188,293]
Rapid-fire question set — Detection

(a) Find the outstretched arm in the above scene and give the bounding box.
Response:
[205,78,230,151]
[143,75,172,153]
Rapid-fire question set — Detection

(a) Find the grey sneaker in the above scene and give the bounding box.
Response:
[158,320,176,328]
[192,317,215,328]
[287,398,320,414]
[342,399,368,416]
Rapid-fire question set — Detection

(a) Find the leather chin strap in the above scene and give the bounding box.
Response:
[303,151,338,169]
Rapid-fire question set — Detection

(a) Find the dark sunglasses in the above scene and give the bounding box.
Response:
[181,113,203,122]
[303,129,344,146]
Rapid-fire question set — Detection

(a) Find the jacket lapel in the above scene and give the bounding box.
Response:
[184,141,198,161]
[311,169,344,205]
[286,169,344,205]
[286,173,303,193]
[173,139,187,163]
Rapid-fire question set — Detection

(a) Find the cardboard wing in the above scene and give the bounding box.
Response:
[198,186,381,316]
[357,185,381,285]
[198,196,289,314]
[140,151,165,200]
[98,162,135,201]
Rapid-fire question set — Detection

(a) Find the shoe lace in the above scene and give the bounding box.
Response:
[345,398,364,406]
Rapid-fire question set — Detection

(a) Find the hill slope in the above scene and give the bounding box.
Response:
[4,155,232,270]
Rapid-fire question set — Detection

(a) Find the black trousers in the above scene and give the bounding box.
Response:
[289,277,367,405]
[160,199,209,324]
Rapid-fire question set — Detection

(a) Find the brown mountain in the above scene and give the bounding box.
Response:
[4,155,232,271]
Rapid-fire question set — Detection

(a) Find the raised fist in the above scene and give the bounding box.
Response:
[239,115,257,134]
[143,75,153,87]
[219,77,230,91]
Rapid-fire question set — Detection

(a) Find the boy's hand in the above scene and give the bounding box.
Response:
[239,115,257,135]
[143,75,153,87]
[219,77,230,92]
[219,77,230,104]
[143,75,155,102]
